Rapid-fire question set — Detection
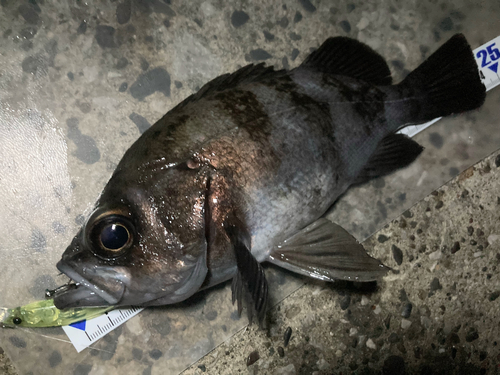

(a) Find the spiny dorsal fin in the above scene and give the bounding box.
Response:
[300,37,392,85]
[172,63,285,111]
[268,218,389,282]
[354,133,424,185]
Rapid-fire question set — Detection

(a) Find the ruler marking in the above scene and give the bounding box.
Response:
[63,306,144,352]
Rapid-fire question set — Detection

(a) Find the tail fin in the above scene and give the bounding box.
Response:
[389,34,486,127]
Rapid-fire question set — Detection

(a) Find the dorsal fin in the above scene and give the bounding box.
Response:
[172,63,285,111]
[300,37,392,85]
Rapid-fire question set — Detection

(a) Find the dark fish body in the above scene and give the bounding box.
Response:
[53,35,485,319]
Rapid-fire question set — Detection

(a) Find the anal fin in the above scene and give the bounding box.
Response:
[268,218,389,282]
[354,133,424,185]
[225,223,268,325]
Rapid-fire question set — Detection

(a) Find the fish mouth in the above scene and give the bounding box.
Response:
[53,251,208,309]
[53,261,126,309]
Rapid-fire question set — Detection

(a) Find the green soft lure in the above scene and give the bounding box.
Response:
[0,299,113,328]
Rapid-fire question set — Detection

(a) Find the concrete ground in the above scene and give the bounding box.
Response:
[0,0,499,374]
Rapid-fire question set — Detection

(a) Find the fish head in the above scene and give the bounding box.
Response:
[53,165,209,309]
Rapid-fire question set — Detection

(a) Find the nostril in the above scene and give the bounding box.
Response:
[61,235,84,258]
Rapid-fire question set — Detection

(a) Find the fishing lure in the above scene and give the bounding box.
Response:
[0,298,112,328]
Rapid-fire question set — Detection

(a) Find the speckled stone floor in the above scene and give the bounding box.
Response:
[0,0,499,374]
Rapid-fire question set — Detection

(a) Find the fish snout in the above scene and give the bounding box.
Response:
[53,261,128,309]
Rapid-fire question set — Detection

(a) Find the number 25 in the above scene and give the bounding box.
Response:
[487,43,500,61]
[477,42,500,67]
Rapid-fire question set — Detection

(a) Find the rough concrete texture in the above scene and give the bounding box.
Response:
[0,350,15,375]
[0,0,499,374]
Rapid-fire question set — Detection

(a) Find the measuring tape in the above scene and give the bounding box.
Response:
[398,35,500,138]
[62,306,143,352]
[61,34,500,353]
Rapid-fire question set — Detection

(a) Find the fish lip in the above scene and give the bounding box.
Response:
[54,260,125,308]
[53,284,110,309]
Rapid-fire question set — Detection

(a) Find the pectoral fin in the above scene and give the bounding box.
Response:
[268,218,389,282]
[225,223,268,325]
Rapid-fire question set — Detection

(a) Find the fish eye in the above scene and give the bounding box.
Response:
[13,317,22,325]
[89,215,135,259]
[100,223,130,250]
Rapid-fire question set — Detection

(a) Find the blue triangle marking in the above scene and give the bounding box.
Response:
[69,320,86,331]
[488,62,498,73]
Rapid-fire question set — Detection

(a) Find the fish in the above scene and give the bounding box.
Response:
[52,34,485,323]
[0,298,113,328]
